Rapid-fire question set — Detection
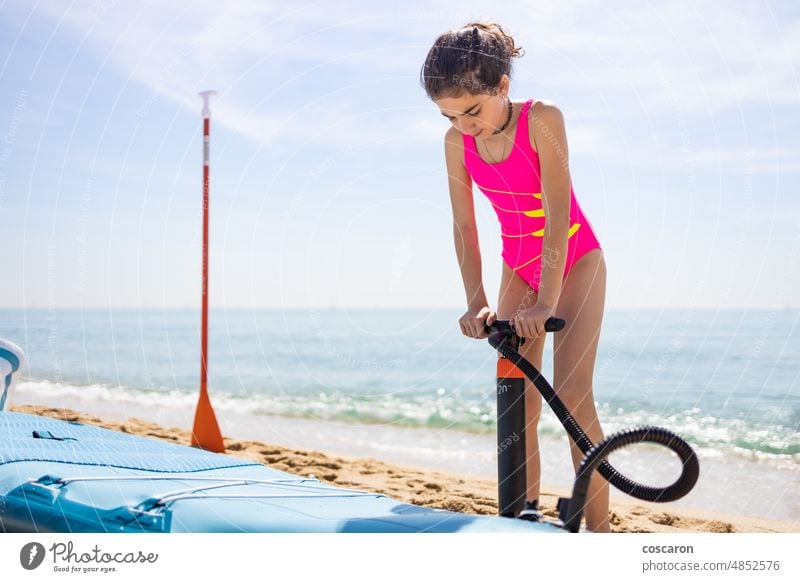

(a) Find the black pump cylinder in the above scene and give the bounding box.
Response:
[486,318,699,532]
[496,351,527,517]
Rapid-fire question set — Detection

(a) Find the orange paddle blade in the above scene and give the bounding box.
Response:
[191,390,225,452]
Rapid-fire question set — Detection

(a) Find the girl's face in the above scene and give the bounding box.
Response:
[435,91,508,140]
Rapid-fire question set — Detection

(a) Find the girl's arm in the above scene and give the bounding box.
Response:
[531,101,572,309]
[444,127,492,318]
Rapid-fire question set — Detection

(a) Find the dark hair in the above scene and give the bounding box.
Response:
[420,21,524,101]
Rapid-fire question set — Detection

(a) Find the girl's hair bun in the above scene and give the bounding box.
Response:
[420,20,524,100]
[466,21,523,59]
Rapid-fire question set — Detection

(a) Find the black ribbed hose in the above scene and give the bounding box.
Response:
[486,320,699,528]
[559,427,697,532]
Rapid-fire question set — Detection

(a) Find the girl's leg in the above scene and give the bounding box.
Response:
[552,248,610,532]
[497,262,546,502]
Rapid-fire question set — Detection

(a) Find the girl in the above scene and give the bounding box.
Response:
[420,21,610,532]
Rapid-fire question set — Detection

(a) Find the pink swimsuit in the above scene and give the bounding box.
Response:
[462,99,601,292]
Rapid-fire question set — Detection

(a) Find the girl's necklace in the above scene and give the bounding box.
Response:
[480,97,514,164]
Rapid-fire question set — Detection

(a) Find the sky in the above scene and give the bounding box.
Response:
[0,0,798,310]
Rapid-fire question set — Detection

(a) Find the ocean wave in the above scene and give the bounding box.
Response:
[14,379,799,468]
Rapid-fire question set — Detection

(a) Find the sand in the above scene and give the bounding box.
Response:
[10,404,796,533]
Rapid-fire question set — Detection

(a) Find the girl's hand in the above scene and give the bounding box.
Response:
[510,304,556,339]
[459,306,497,339]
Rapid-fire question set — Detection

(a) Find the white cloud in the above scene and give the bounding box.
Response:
[513,0,800,113]
[20,0,800,162]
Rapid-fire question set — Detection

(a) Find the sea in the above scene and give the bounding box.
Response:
[1,308,798,524]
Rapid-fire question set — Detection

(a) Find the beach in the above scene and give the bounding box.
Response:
[3,308,799,533]
[10,403,796,534]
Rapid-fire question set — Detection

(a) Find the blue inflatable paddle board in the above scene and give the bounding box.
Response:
[0,411,561,533]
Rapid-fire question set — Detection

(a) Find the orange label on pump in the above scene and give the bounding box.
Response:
[496,358,524,379]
